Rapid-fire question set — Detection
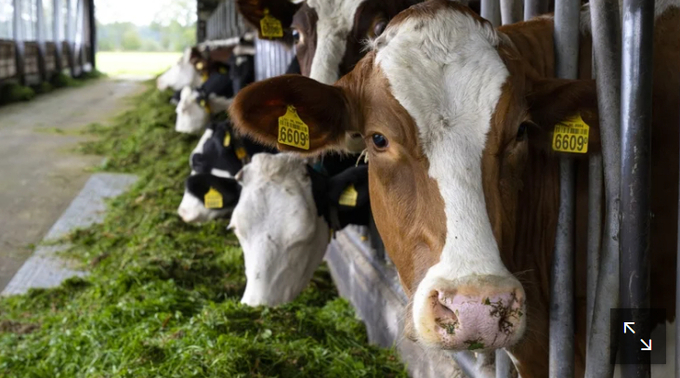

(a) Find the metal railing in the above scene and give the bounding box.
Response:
[0,0,93,86]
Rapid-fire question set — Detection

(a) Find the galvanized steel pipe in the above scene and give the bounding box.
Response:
[549,0,580,377]
[585,1,623,377]
[481,0,501,27]
[501,0,523,24]
[619,0,655,376]
[524,0,548,20]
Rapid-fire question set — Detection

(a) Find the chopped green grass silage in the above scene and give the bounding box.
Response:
[0,82,408,378]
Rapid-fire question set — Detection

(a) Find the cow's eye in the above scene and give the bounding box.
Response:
[372,133,388,149]
[292,29,302,44]
[373,21,387,37]
[516,122,529,141]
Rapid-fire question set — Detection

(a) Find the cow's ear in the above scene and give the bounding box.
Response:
[525,78,601,154]
[229,75,357,155]
[236,0,301,32]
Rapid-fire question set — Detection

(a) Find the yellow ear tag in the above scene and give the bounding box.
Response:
[204,187,223,209]
[338,184,358,207]
[552,113,590,154]
[196,62,204,70]
[219,67,228,75]
[260,8,284,38]
[224,132,231,147]
[235,147,247,160]
[200,100,211,114]
[278,105,310,150]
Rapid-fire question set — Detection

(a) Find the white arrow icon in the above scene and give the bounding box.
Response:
[640,339,652,351]
[624,322,636,334]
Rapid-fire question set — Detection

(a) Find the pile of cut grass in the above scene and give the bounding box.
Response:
[0,82,408,377]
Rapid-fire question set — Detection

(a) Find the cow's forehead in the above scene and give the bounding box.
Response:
[372,4,508,151]
[306,0,366,28]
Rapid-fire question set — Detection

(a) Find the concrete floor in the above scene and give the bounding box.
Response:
[0,79,145,290]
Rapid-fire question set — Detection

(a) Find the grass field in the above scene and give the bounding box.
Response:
[96,52,182,77]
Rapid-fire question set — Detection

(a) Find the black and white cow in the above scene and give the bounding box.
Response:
[175,36,257,134]
[157,47,203,92]
[228,153,371,306]
[177,120,276,223]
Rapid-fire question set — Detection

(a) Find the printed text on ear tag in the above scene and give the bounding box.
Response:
[278,105,310,150]
[338,184,358,207]
[235,147,247,160]
[552,113,590,153]
[260,8,283,38]
[224,132,231,147]
[204,187,223,209]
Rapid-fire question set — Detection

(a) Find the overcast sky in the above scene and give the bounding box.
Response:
[96,0,196,26]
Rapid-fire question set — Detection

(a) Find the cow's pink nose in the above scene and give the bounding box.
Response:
[430,286,525,351]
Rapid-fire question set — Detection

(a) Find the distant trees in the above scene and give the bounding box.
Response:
[96,0,196,52]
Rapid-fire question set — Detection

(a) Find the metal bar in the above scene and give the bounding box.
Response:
[54,0,63,71]
[586,154,602,338]
[37,0,48,81]
[676,63,680,378]
[524,0,547,20]
[501,0,522,25]
[13,0,25,83]
[447,351,495,378]
[585,1,622,377]
[549,0,580,377]
[481,0,501,27]
[496,349,514,378]
[619,0,654,376]
[87,0,95,67]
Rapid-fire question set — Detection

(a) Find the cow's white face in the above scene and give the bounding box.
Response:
[178,129,233,223]
[175,87,208,134]
[303,0,367,84]
[229,153,330,307]
[157,48,202,91]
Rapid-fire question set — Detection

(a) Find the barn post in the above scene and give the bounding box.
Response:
[584,1,622,377]
[37,0,48,82]
[480,0,501,27]
[54,0,63,72]
[550,0,580,377]
[86,0,95,69]
[524,0,548,19]
[13,0,25,84]
[619,0,654,376]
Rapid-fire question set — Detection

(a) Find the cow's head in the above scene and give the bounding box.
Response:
[230,0,599,351]
[175,86,209,134]
[157,47,203,91]
[238,0,423,84]
[178,121,277,223]
[230,153,370,306]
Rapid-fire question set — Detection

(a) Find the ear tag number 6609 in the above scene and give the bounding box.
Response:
[278,105,310,150]
[552,113,590,154]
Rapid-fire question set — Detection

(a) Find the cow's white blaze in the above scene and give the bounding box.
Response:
[175,86,208,134]
[177,128,231,223]
[305,0,366,84]
[229,153,330,307]
[373,8,519,344]
[157,48,201,91]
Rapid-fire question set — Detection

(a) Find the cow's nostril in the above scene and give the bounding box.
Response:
[432,291,459,335]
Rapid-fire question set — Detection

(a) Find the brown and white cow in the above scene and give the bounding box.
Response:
[238,0,482,85]
[229,1,680,376]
